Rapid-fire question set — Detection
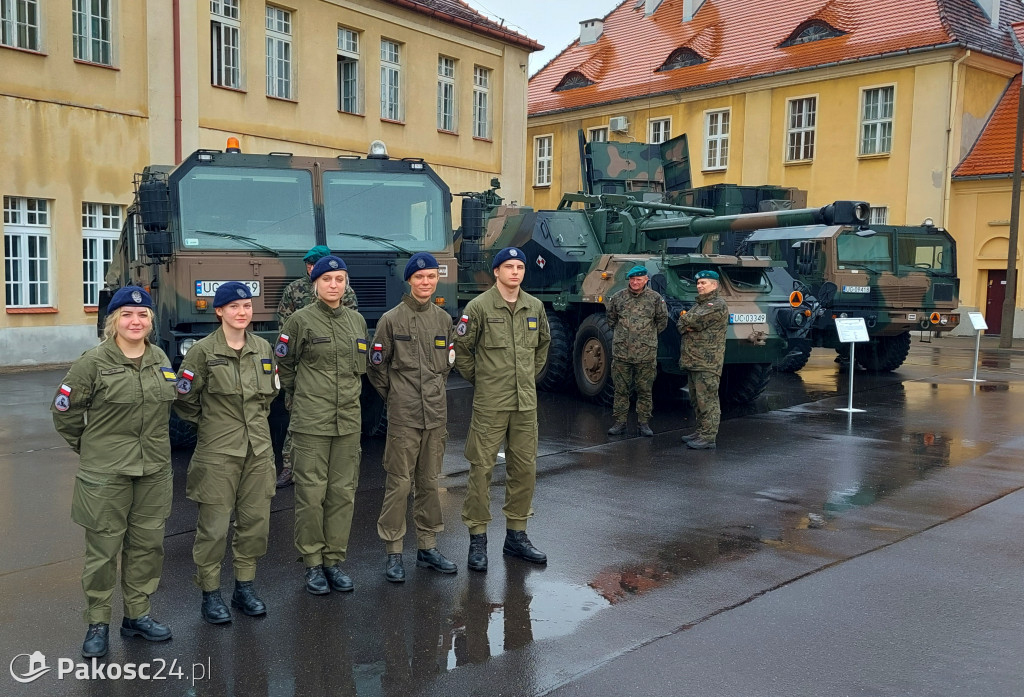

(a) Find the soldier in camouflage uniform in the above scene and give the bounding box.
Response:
[606,265,668,437]
[276,245,357,488]
[676,270,729,450]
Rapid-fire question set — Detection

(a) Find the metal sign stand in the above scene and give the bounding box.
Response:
[963,311,988,383]
[835,317,869,413]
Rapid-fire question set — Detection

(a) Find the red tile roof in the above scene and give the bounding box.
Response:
[384,0,542,51]
[953,73,1022,178]
[529,0,1024,116]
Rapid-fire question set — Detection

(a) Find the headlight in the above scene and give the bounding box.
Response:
[179,338,196,356]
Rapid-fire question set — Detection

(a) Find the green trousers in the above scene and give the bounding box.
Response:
[292,431,361,567]
[187,445,275,591]
[611,358,657,422]
[688,369,722,441]
[377,424,446,553]
[71,466,173,625]
[461,409,538,534]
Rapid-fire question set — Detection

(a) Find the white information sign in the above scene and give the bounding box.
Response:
[834,317,869,343]
[966,312,988,331]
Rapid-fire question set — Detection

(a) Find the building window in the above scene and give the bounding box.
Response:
[4,196,51,308]
[437,56,456,132]
[869,206,888,225]
[781,20,845,47]
[553,71,594,92]
[786,96,816,161]
[861,86,894,156]
[534,135,553,187]
[266,5,292,99]
[649,118,671,144]
[657,47,705,72]
[589,127,608,142]
[1,0,38,50]
[337,26,360,114]
[82,203,121,306]
[211,0,241,88]
[380,39,402,121]
[472,66,491,139]
[73,0,112,65]
[704,109,730,170]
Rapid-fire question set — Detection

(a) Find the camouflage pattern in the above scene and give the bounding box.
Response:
[611,359,657,423]
[676,287,728,376]
[277,275,357,325]
[583,132,692,195]
[606,286,668,361]
[687,369,721,442]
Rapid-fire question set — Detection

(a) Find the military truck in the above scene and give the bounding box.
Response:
[103,139,457,440]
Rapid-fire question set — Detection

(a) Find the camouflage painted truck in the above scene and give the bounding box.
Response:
[455,176,868,406]
[102,139,457,441]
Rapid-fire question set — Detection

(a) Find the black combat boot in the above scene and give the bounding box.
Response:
[467,533,488,572]
[607,421,627,436]
[503,530,548,564]
[638,422,654,437]
[120,615,172,641]
[201,589,232,624]
[686,437,716,450]
[305,565,330,595]
[231,580,267,616]
[324,564,354,592]
[276,467,293,488]
[385,554,406,583]
[417,548,457,574]
[82,624,109,658]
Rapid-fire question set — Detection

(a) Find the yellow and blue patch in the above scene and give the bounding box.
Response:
[261,359,273,374]
[527,317,538,331]
[356,339,368,354]
[434,336,447,349]
[160,367,176,381]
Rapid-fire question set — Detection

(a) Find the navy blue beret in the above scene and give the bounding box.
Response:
[213,281,252,308]
[310,255,347,282]
[404,252,439,281]
[492,247,526,270]
[107,286,153,313]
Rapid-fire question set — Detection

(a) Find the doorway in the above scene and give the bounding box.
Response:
[985,269,1007,335]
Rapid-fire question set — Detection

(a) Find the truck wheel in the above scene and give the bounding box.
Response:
[169,412,197,449]
[537,313,573,392]
[719,363,773,405]
[855,332,911,372]
[573,313,615,406]
[774,339,812,373]
[361,376,389,437]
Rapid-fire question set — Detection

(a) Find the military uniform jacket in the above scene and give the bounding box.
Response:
[676,288,729,375]
[454,284,551,412]
[277,299,368,437]
[607,287,669,362]
[367,294,454,430]
[173,326,278,457]
[51,339,175,476]
[276,275,357,325]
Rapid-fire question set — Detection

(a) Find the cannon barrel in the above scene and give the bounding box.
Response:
[644,200,870,242]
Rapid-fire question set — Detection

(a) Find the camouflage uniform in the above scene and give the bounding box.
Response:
[676,288,729,442]
[606,287,668,423]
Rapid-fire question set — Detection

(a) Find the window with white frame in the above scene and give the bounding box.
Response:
[704,109,730,170]
[73,0,112,65]
[534,136,553,186]
[437,56,456,131]
[861,86,894,155]
[266,5,292,99]
[380,39,402,121]
[786,96,816,161]
[472,66,491,139]
[82,202,121,306]
[4,196,51,308]
[211,0,241,88]
[869,206,888,225]
[1,0,39,50]
[589,127,608,142]
[337,26,360,113]
[649,118,671,144]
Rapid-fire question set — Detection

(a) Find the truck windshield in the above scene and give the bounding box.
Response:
[721,267,771,291]
[895,231,954,275]
[836,229,893,272]
[323,171,446,251]
[178,167,316,251]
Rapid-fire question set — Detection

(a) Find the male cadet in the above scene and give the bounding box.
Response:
[367,252,458,583]
[676,270,729,450]
[455,246,551,572]
[606,265,668,437]
[275,245,357,488]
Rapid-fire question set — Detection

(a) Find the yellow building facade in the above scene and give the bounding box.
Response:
[0,0,538,366]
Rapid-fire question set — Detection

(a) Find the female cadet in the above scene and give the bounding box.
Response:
[52,286,175,659]
[173,282,278,624]
[276,255,368,595]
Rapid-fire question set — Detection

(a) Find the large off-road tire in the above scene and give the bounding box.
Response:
[573,313,615,406]
[169,412,197,449]
[718,363,773,405]
[537,313,573,392]
[774,339,812,373]
[854,332,912,372]
[361,376,389,437]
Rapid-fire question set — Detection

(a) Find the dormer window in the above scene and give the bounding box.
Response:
[781,20,845,47]
[554,71,595,91]
[657,47,706,72]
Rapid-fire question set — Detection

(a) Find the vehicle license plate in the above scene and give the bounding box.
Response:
[195,281,262,297]
[729,313,766,324]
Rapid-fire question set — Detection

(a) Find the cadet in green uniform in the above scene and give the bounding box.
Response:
[276,255,367,595]
[51,286,175,659]
[174,282,278,624]
[276,245,358,489]
[455,247,551,572]
[368,252,458,583]
[606,265,669,437]
[676,270,729,450]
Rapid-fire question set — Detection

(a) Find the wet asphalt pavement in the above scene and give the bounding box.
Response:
[1,335,1023,697]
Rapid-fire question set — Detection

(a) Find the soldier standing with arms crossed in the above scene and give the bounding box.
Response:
[677,270,729,450]
[367,252,458,582]
[606,265,668,437]
[276,245,358,488]
[455,247,551,572]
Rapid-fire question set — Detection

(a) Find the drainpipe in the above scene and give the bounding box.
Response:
[941,51,969,229]
[173,0,182,164]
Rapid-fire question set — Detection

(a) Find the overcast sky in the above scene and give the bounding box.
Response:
[464,0,623,75]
